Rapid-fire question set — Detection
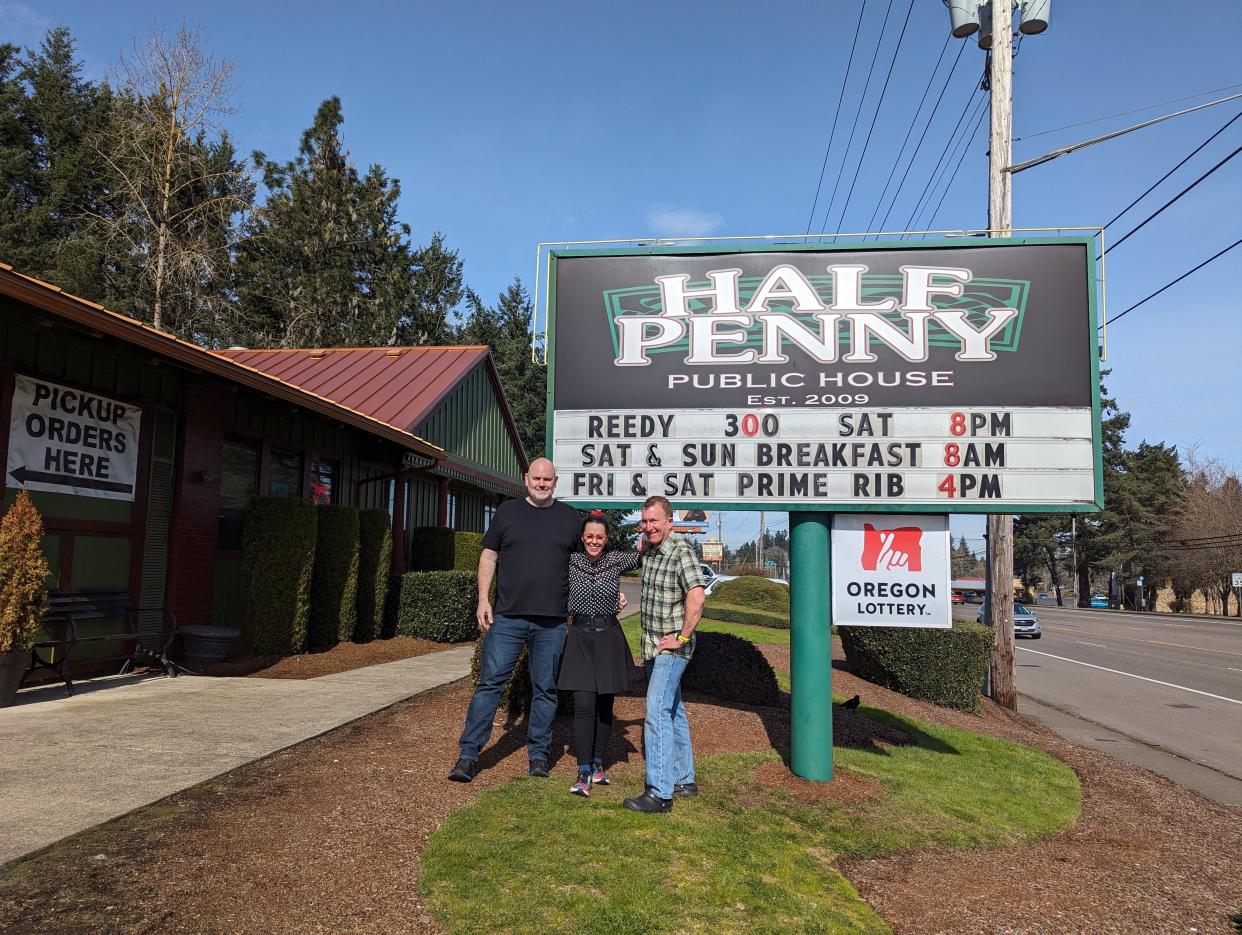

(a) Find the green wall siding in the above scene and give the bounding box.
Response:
[415,365,521,481]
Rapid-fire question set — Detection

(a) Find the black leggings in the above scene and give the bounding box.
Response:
[572,691,615,768]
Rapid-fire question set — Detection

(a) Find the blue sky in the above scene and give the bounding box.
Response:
[6,0,1240,550]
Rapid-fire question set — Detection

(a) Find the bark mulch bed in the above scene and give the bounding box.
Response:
[189,635,445,679]
[1,642,1240,934]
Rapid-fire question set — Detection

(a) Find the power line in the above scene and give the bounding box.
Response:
[1104,109,1242,230]
[1106,236,1242,326]
[874,38,969,235]
[1101,143,1242,258]
[1014,81,1242,143]
[831,0,917,235]
[818,0,894,234]
[901,82,986,235]
[804,0,868,238]
[862,29,953,236]
[923,97,991,232]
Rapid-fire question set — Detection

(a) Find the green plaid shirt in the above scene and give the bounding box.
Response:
[639,534,707,660]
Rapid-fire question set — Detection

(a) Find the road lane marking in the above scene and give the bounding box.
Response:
[1017,648,1242,706]
[1042,626,1242,657]
[1077,641,1106,647]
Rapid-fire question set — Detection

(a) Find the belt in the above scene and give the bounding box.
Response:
[573,614,619,632]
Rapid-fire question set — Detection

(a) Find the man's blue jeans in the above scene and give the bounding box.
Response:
[643,654,695,799]
[458,613,567,762]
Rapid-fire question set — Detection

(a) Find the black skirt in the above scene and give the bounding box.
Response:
[557,615,634,694]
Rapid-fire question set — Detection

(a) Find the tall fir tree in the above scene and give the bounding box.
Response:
[235,97,454,349]
[0,28,114,298]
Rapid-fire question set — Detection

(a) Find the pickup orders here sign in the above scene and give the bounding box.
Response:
[547,239,1102,513]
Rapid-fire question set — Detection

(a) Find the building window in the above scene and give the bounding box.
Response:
[310,459,338,505]
[218,436,260,550]
[484,501,496,532]
[446,491,460,530]
[268,446,303,498]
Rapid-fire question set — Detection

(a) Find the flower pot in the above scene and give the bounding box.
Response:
[0,649,31,708]
[180,625,241,664]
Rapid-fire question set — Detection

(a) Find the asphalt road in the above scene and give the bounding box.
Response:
[957,602,1242,807]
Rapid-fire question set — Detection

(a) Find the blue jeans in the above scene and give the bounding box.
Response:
[643,654,695,799]
[459,613,567,762]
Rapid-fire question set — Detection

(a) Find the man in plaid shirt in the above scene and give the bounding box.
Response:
[623,495,707,813]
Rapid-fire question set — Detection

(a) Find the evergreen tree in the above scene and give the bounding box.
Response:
[235,97,436,349]
[0,28,114,298]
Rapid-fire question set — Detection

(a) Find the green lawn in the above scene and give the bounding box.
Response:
[621,615,789,653]
[425,617,1080,932]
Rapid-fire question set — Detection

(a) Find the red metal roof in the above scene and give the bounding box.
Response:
[0,264,442,458]
[214,346,493,432]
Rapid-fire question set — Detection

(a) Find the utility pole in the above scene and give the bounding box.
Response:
[757,510,765,572]
[985,0,1017,710]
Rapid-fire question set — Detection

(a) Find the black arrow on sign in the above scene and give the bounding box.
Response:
[8,465,133,495]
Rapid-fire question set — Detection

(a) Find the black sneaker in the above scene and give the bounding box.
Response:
[528,758,550,778]
[623,790,673,813]
[447,757,478,783]
[673,782,699,798]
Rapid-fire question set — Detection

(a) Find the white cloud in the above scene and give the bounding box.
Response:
[646,204,724,238]
[0,4,51,43]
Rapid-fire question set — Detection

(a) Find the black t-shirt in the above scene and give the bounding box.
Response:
[482,498,582,617]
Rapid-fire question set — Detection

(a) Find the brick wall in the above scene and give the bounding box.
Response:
[165,376,226,629]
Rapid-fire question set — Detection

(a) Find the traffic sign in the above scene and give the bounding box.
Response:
[1232,572,1242,588]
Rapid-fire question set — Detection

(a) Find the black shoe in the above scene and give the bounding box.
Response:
[623,790,673,813]
[673,782,699,798]
[447,757,477,783]
[528,758,550,778]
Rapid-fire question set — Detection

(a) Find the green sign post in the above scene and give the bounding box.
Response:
[790,511,833,780]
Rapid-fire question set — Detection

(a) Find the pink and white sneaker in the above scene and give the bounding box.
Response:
[570,773,592,797]
[590,764,610,786]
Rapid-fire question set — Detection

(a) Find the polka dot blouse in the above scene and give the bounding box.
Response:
[567,550,642,616]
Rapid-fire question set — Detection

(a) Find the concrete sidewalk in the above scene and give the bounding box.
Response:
[0,646,472,866]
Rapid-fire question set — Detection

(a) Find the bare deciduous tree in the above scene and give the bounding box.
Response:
[1168,452,1242,615]
[90,23,251,339]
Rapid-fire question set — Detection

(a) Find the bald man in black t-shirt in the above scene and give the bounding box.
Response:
[448,458,581,782]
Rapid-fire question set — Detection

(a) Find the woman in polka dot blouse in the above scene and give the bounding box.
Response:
[557,510,643,796]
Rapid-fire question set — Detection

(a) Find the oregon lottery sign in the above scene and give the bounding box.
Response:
[545,237,1103,513]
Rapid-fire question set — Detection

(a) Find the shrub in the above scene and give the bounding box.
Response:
[0,490,51,653]
[702,602,790,629]
[711,576,789,614]
[838,621,992,712]
[397,571,478,643]
[307,505,360,648]
[241,497,316,654]
[683,631,781,707]
[408,527,486,572]
[354,510,392,642]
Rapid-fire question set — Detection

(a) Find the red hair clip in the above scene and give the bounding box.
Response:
[588,509,605,517]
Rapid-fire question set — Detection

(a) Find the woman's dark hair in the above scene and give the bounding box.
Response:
[578,509,610,553]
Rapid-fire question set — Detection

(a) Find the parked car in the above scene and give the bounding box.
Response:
[976,602,1041,638]
[1089,594,1110,608]
[951,591,965,605]
[699,564,719,592]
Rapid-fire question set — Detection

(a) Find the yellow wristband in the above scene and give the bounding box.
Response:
[676,634,691,644]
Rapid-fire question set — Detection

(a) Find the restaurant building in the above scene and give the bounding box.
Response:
[0,263,527,656]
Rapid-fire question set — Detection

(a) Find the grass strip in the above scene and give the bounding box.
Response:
[423,708,1080,934]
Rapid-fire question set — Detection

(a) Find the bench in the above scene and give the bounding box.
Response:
[24,588,179,696]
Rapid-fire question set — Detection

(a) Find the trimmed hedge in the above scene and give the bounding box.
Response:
[711,576,789,614]
[702,602,790,629]
[308,505,360,647]
[683,631,781,707]
[354,509,393,643]
[397,571,478,643]
[408,527,486,572]
[838,621,992,712]
[241,497,316,654]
